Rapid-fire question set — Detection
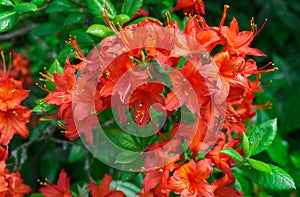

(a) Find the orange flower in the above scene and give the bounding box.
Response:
[167,159,213,197]
[39,169,72,197]
[88,174,125,197]
[0,106,31,145]
[0,78,31,145]
[220,17,266,57]
[0,161,31,196]
[0,78,29,111]
[174,0,205,15]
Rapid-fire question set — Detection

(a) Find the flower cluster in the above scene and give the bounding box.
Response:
[0,52,32,196]
[38,1,276,196]
[39,170,125,197]
[0,52,32,146]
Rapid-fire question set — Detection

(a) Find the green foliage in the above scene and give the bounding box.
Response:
[221,148,244,162]
[240,164,296,191]
[86,24,114,38]
[247,119,277,156]
[121,0,143,18]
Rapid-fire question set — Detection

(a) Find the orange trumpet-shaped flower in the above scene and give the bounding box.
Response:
[39,169,72,197]
[167,159,214,197]
[88,174,125,197]
[174,0,205,15]
[0,161,31,196]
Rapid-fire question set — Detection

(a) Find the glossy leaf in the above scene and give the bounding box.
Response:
[221,147,244,162]
[0,11,19,33]
[247,119,277,156]
[121,0,143,18]
[113,14,130,26]
[121,171,139,182]
[32,99,56,113]
[111,181,140,196]
[115,151,141,164]
[14,2,37,13]
[48,59,64,74]
[64,13,88,25]
[105,128,140,151]
[86,0,116,19]
[0,0,14,7]
[247,158,272,172]
[242,133,250,157]
[69,145,85,163]
[46,0,80,13]
[240,164,296,191]
[86,24,114,38]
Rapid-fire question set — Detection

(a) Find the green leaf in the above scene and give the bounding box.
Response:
[76,184,89,197]
[46,0,80,13]
[121,171,139,182]
[247,119,277,156]
[121,0,143,18]
[267,135,290,167]
[105,128,140,151]
[44,59,63,90]
[247,158,272,172]
[14,2,37,12]
[0,0,14,7]
[86,0,116,19]
[221,148,244,162]
[115,151,141,164]
[290,150,300,168]
[240,163,296,191]
[32,99,56,113]
[86,24,114,38]
[69,145,85,163]
[111,181,140,196]
[113,14,130,26]
[0,11,19,33]
[29,193,44,197]
[48,59,63,74]
[31,0,45,7]
[242,133,250,157]
[64,13,88,25]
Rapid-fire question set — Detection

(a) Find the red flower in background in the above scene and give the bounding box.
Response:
[174,0,205,15]
[0,51,32,87]
[39,169,72,197]
[0,161,31,196]
[88,174,125,197]
[0,53,32,145]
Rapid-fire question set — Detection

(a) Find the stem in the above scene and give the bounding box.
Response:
[0,24,37,41]
[150,118,168,142]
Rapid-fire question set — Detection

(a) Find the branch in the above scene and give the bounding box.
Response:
[0,23,37,41]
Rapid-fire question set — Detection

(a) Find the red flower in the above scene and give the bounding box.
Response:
[44,65,75,110]
[167,159,213,197]
[0,78,29,111]
[129,82,165,126]
[0,160,31,196]
[0,51,32,87]
[174,0,205,15]
[39,169,72,197]
[220,17,266,57]
[88,174,125,197]
[0,77,31,145]
[0,106,31,145]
